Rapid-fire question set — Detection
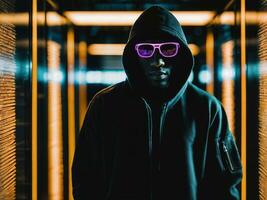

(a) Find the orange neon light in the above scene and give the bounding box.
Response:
[221,40,235,135]
[240,0,247,199]
[67,28,76,200]
[64,11,215,26]
[47,40,63,200]
[32,0,38,198]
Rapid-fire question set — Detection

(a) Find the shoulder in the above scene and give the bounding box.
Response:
[88,81,137,112]
[186,84,231,139]
[186,83,225,124]
[187,83,217,102]
[92,81,128,102]
[83,82,128,119]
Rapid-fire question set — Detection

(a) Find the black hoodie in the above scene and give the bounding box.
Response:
[72,6,242,200]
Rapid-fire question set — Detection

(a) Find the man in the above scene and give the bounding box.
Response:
[72,6,242,200]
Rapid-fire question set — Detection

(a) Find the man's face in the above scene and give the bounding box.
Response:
[135,40,179,89]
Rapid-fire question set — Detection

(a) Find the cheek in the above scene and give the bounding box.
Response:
[138,59,150,71]
[165,60,177,71]
[164,57,177,65]
[163,62,174,70]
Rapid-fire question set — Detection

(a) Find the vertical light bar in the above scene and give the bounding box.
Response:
[240,0,247,199]
[78,41,87,129]
[0,0,17,199]
[32,0,38,198]
[258,0,267,198]
[47,40,63,200]
[221,40,235,135]
[206,30,214,94]
[67,28,75,200]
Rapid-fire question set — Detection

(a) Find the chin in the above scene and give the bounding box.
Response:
[151,82,169,89]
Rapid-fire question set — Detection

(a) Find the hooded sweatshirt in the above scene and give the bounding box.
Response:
[72,6,242,200]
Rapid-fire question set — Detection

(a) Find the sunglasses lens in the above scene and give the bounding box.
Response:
[160,43,178,57]
[137,44,154,57]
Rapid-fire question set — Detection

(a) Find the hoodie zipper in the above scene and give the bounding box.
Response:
[141,98,153,158]
[159,103,167,144]
[158,103,167,170]
[141,98,168,200]
[141,98,153,200]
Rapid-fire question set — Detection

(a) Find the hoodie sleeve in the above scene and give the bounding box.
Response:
[72,96,105,200]
[201,102,243,200]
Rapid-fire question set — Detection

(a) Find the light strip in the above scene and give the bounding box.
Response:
[1,11,265,26]
[78,41,88,130]
[45,12,67,26]
[47,0,59,10]
[64,11,215,26]
[198,69,211,84]
[0,12,67,26]
[218,11,267,25]
[0,1,17,198]
[86,70,126,84]
[188,44,200,56]
[88,43,200,56]
[47,40,63,200]
[88,43,125,55]
[32,0,38,199]
[258,4,267,198]
[206,30,214,94]
[221,40,235,136]
[67,28,75,200]
[241,0,247,199]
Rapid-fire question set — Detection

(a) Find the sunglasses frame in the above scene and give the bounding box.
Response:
[135,42,180,58]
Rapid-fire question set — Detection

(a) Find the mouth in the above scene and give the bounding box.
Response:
[148,71,169,81]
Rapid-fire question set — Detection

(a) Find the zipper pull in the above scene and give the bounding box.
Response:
[222,142,234,171]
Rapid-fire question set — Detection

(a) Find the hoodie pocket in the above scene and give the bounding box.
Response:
[218,135,242,173]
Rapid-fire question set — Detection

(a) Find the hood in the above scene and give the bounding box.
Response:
[122,5,194,104]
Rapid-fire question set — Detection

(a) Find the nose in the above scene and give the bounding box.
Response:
[150,50,165,68]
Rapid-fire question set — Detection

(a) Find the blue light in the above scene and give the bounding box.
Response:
[43,69,64,83]
[86,70,126,84]
[221,67,235,80]
[198,70,211,84]
[76,71,87,84]
[0,58,16,73]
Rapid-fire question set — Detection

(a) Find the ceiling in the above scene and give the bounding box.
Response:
[51,0,240,71]
[58,0,230,12]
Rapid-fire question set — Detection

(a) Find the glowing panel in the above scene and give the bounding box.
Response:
[188,44,200,56]
[0,1,16,199]
[0,11,265,27]
[86,70,126,84]
[32,0,38,199]
[88,43,125,56]
[88,43,199,56]
[206,30,214,94]
[67,28,75,200]
[64,11,215,26]
[221,40,235,135]
[258,0,267,199]
[78,41,88,129]
[0,12,67,26]
[216,11,267,25]
[47,40,63,200]
[240,0,247,199]
[198,70,211,84]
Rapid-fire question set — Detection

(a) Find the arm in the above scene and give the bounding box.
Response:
[72,97,104,200]
[203,103,242,200]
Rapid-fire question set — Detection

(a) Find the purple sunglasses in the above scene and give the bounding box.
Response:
[135,42,180,58]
